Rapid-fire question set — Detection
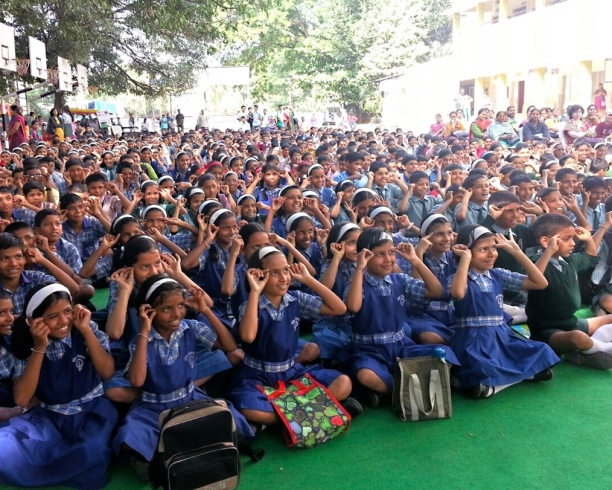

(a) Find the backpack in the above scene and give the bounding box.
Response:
[150,398,263,490]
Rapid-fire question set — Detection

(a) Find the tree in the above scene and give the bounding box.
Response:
[0,0,266,108]
[223,0,452,118]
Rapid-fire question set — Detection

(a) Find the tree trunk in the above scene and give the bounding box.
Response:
[54,91,67,111]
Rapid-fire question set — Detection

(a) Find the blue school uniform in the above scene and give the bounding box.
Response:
[308,186,336,208]
[448,268,559,389]
[272,215,323,239]
[113,320,252,461]
[342,273,459,391]
[193,243,235,328]
[61,216,106,263]
[34,237,83,275]
[455,201,489,229]
[0,336,14,406]
[229,292,343,413]
[393,232,418,274]
[407,251,456,342]
[0,325,118,490]
[253,184,284,216]
[312,261,355,359]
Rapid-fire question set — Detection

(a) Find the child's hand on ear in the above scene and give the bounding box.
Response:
[72,305,92,333]
[246,268,269,293]
[546,234,561,254]
[316,228,329,247]
[452,244,472,260]
[288,263,311,283]
[574,227,592,241]
[138,304,156,333]
[270,197,285,213]
[185,287,209,313]
[359,216,374,230]
[160,253,182,277]
[230,236,244,256]
[330,242,345,259]
[24,247,44,264]
[286,230,296,246]
[395,215,411,229]
[415,233,433,257]
[29,317,50,351]
[111,267,135,292]
[101,234,119,251]
[535,197,549,214]
[356,248,374,269]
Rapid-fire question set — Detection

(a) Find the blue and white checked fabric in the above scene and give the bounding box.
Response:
[0,344,14,380]
[39,383,104,415]
[1,271,57,316]
[142,382,195,404]
[239,291,323,323]
[243,355,295,373]
[352,329,405,345]
[61,216,106,262]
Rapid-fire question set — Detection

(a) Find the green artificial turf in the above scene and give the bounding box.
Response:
[3,297,609,490]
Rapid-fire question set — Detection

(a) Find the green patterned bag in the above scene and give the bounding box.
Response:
[258,374,351,448]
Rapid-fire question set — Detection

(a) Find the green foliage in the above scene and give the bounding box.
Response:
[223,0,451,116]
[0,0,265,104]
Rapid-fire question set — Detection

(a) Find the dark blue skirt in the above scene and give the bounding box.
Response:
[0,396,118,490]
[409,309,454,342]
[312,318,352,360]
[450,324,560,389]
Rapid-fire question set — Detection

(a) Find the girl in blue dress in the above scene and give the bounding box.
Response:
[343,228,459,407]
[0,291,21,421]
[304,163,336,208]
[237,194,265,225]
[229,247,362,425]
[246,163,291,216]
[0,283,118,490]
[182,209,240,329]
[408,213,456,344]
[113,276,253,477]
[285,212,326,281]
[312,222,361,361]
[449,225,560,399]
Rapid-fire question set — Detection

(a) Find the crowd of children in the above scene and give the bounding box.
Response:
[1,104,612,487]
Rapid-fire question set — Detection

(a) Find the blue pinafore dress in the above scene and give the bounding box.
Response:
[0,328,118,490]
[0,336,14,406]
[194,243,236,329]
[408,251,456,342]
[343,274,459,391]
[229,294,343,413]
[450,269,560,389]
[113,321,252,461]
[312,261,355,359]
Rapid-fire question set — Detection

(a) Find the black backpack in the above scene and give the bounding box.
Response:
[150,399,263,490]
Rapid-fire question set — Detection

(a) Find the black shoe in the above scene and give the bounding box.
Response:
[128,455,151,482]
[364,389,380,408]
[532,368,554,382]
[470,383,491,399]
[342,397,363,419]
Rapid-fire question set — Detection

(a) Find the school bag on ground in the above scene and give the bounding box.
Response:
[150,398,263,490]
[392,354,452,422]
[258,374,350,448]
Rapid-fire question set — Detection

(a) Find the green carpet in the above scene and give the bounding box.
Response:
[3,299,609,490]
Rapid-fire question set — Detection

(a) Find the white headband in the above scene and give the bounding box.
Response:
[224,171,238,180]
[302,190,319,199]
[543,160,559,169]
[258,246,280,260]
[466,226,491,248]
[369,206,394,220]
[307,164,323,176]
[145,278,179,301]
[189,188,205,197]
[471,159,486,170]
[158,175,174,185]
[26,284,71,318]
[421,214,449,236]
[337,223,360,241]
[210,208,232,225]
[380,232,393,242]
[237,194,255,205]
[198,200,219,214]
[352,188,377,202]
[143,205,167,217]
[112,214,135,232]
[286,212,311,232]
[140,180,156,190]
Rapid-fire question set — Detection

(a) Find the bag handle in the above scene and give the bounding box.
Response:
[408,370,445,421]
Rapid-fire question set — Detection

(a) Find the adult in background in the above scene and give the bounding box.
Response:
[46,108,63,142]
[522,108,551,142]
[252,105,262,130]
[594,83,608,116]
[175,109,184,132]
[6,105,27,150]
[595,111,612,139]
[196,110,208,130]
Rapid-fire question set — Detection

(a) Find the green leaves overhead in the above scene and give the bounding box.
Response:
[223,0,451,112]
[0,0,265,98]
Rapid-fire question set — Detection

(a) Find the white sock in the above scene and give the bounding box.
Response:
[591,324,612,343]
[486,381,520,397]
[583,338,612,354]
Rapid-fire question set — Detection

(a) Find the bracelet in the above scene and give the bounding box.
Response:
[356,267,366,272]
[137,333,149,341]
[31,348,46,355]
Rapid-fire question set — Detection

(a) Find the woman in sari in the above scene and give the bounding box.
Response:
[430,114,445,137]
[594,83,607,116]
[469,108,492,141]
[584,104,601,128]
[487,111,520,148]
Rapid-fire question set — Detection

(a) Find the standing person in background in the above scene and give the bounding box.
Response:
[594,83,608,117]
[196,110,208,130]
[46,108,63,143]
[252,105,262,130]
[6,105,27,150]
[159,114,168,135]
[61,108,73,140]
[455,89,473,121]
[175,109,184,133]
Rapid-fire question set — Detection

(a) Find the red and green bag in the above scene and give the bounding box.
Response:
[258,374,350,448]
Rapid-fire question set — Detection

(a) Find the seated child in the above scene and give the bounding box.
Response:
[0,291,21,421]
[527,214,612,370]
[113,277,252,478]
[449,225,559,398]
[454,173,490,229]
[0,284,117,489]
